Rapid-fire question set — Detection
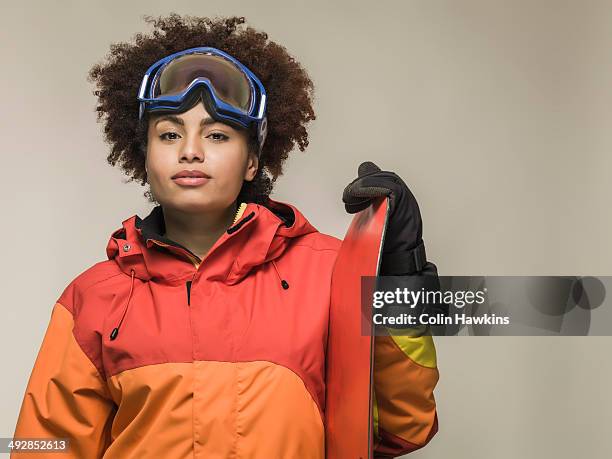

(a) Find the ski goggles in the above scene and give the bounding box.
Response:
[137,47,268,152]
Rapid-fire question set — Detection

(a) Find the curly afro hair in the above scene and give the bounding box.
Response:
[87,13,316,204]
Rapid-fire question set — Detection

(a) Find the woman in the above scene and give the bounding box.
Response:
[12,14,439,458]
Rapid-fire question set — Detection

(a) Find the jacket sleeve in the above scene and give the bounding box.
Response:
[372,330,439,457]
[11,302,116,458]
[371,262,440,457]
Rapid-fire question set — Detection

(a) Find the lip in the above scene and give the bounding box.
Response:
[172,176,209,186]
[171,170,211,179]
[171,169,211,187]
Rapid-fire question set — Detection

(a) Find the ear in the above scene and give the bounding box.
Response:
[244,150,259,182]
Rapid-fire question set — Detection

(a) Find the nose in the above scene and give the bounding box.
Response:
[179,132,205,162]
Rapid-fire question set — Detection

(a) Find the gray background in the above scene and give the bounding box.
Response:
[1,1,611,457]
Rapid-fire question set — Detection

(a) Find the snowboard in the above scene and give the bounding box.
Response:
[325,197,390,459]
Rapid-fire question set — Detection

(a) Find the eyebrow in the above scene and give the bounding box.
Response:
[153,115,220,128]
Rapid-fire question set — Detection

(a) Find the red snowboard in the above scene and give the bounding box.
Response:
[325,197,390,459]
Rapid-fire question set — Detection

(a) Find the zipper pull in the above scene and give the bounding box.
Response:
[186,280,192,306]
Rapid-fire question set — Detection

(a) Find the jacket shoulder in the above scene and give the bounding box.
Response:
[57,260,123,315]
[293,231,342,253]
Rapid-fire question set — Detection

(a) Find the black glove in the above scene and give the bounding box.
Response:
[343,161,448,330]
[342,161,429,276]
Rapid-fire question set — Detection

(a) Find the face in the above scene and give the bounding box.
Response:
[145,102,258,213]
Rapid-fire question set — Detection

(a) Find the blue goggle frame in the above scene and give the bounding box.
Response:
[137,47,268,151]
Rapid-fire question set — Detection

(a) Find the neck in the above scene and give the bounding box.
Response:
[162,202,240,260]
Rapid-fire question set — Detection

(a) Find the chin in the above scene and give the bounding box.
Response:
[163,192,235,214]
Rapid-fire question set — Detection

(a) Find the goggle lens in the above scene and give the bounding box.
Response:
[152,53,253,113]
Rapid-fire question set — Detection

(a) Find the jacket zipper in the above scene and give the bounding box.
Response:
[182,210,253,308]
[150,239,201,267]
[186,280,192,306]
[153,206,253,308]
[186,257,201,306]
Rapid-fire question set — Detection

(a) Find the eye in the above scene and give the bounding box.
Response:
[207,132,229,142]
[159,132,180,141]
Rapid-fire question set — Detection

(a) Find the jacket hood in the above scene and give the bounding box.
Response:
[105,198,318,286]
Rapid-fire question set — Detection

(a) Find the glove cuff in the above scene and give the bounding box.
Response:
[380,240,427,275]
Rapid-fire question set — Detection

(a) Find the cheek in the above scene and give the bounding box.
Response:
[146,148,174,184]
[207,150,248,188]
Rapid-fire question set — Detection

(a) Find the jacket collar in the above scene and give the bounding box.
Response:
[135,203,249,256]
[106,198,316,285]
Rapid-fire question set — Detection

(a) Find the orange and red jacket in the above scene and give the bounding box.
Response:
[13,198,439,458]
